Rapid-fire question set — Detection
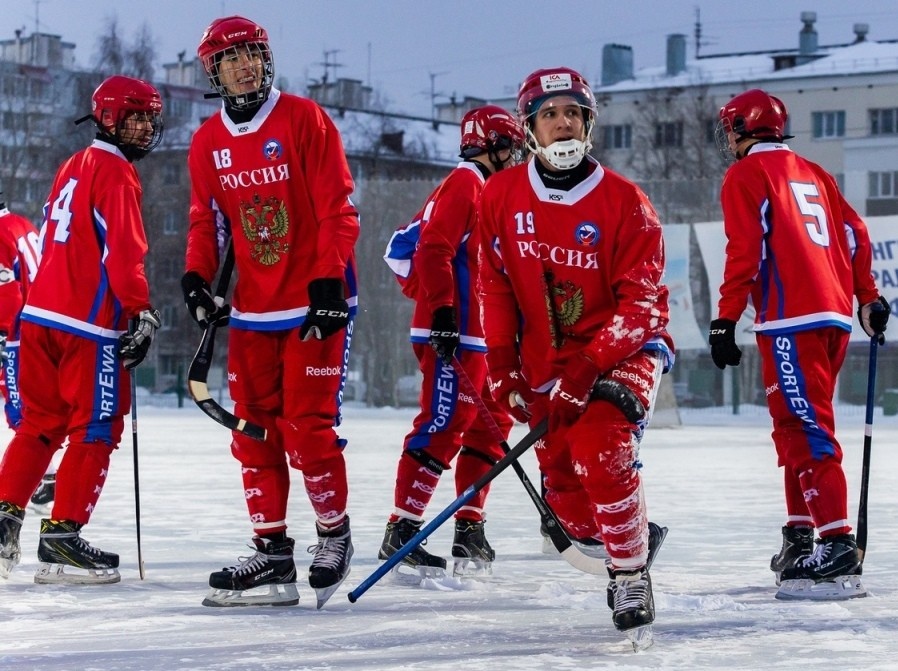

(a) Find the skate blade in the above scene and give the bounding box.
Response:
[202,582,300,607]
[570,540,610,561]
[313,567,350,610]
[1,555,20,579]
[625,624,654,652]
[775,575,867,601]
[452,557,492,578]
[387,561,447,585]
[541,534,556,555]
[34,562,121,585]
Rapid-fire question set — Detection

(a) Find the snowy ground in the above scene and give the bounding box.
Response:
[1,401,896,671]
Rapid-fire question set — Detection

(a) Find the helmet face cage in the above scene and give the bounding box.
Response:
[516,68,597,169]
[198,16,274,110]
[91,76,164,161]
[459,105,525,167]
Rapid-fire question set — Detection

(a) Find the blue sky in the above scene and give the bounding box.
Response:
[5,0,898,116]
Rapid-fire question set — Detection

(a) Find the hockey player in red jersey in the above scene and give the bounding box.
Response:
[0,192,57,513]
[710,89,890,601]
[184,15,359,608]
[380,106,523,577]
[0,75,164,584]
[476,67,674,647]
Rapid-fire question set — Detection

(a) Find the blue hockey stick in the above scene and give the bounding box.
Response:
[856,335,879,563]
[347,418,548,603]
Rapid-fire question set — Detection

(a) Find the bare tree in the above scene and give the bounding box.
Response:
[93,16,126,76]
[623,86,724,223]
[127,23,157,81]
[93,16,157,79]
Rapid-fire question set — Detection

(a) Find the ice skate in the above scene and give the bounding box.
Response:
[28,473,56,515]
[34,519,120,585]
[378,518,447,581]
[776,533,866,601]
[0,501,25,579]
[451,519,494,577]
[308,518,353,609]
[770,525,814,585]
[610,566,655,652]
[203,536,299,607]
[606,521,668,609]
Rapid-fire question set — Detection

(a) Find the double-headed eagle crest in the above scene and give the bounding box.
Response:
[545,277,584,349]
[240,193,290,265]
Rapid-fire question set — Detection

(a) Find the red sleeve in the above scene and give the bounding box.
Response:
[837,192,880,305]
[583,187,672,373]
[302,104,359,280]
[97,177,152,317]
[717,164,764,322]
[186,136,223,283]
[415,169,479,312]
[477,180,520,352]
[0,226,22,333]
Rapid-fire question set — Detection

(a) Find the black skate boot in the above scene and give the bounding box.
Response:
[610,566,655,651]
[606,521,669,609]
[776,533,866,601]
[203,536,298,607]
[0,501,25,579]
[35,519,120,585]
[29,473,56,514]
[770,525,814,585]
[308,518,354,609]
[451,519,494,577]
[378,518,447,579]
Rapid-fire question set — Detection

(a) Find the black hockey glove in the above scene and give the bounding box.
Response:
[118,308,162,370]
[708,318,742,370]
[0,331,6,361]
[181,271,229,329]
[300,278,349,341]
[429,306,460,365]
[858,295,891,344]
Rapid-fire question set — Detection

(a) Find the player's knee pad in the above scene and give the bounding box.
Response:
[406,447,450,474]
[459,445,499,467]
[592,379,646,425]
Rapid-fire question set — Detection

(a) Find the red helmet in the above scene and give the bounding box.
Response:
[516,67,596,123]
[459,105,524,159]
[197,15,274,110]
[718,89,789,141]
[90,75,164,161]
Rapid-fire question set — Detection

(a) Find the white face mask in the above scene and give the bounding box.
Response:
[536,138,589,171]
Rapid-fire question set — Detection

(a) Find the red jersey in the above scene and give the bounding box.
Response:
[186,89,359,331]
[21,140,152,340]
[384,161,486,351]
[0,208,40,337]
[718,143,879,333]
[478,158,674,390]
